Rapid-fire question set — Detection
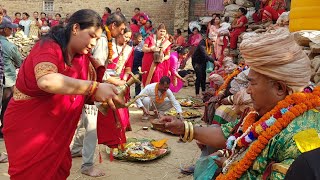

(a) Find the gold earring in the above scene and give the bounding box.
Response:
[73,32,77,35]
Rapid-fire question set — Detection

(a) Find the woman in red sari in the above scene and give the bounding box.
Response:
[229,8,248,51]
[253,0,286,23]
[3,9,126,180]
[141,23,171,86]
[104,27,133,131]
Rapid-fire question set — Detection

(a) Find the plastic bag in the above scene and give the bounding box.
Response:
[194,155,219,180]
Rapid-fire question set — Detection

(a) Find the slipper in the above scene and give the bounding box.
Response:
[0,152,8,163]
[71,151,82,158]
[180,164,195,175]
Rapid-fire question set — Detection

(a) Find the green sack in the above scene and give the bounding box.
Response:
[194,155,219,180]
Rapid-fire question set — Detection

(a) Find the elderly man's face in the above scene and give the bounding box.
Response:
[246,69,287,116]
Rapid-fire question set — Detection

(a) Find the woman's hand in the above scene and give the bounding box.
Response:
[214,156,228,168]
[150,46,157,52]
[94,83,122,110]
[159,116,185,135]
[220,97,229,105]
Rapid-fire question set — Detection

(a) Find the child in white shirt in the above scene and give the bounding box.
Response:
[40,20,50,36]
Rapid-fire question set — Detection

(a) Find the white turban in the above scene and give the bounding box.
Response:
[209,74,224,86]
[240,28,311,93]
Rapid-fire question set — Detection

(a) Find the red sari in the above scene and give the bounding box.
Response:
[253,0,286,22]
[230,15,248,49]
[97,43,134,148]
[3,40,90,179]
[141,34,171,86]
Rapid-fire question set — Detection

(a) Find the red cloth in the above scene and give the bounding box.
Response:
[102,13,109,25]
[132,12,149,24]
[13,18,20,24]
[50,20,60,27]
[254,0,286,22]
[40,18,47,24]
[97,46,134,147]
[3,40,89,179]
[230,15,247,49]
[175,35,186,46]
[130,24,140,36]
[262,6,285,22]
[141,35,171,86]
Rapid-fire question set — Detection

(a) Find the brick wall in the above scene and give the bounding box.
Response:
[1,0,177,33]
[189,0,224,21]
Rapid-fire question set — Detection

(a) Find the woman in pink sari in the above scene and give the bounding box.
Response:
[99,27,134,134]
[169,47,189,93]
[141,23,171,86]
[2,10,126,179]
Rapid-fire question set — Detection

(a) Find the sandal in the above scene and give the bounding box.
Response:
[0,152,8,163]
[180,164,195,175]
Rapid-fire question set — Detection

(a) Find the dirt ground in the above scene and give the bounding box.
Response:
[0,86,203,180]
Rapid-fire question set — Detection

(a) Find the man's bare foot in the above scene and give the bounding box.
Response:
[81,166,105,177]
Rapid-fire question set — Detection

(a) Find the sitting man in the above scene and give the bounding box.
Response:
[161,28,320,179]
[136,76,183,120]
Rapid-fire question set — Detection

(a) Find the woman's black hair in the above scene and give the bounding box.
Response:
[146,20,152,25]
[55,13,61,17]
[15,12,21,16]
[43,9,103,66]
[131,18,138,25]
[192,27,199,32]
[239,7,247,15]
[22,12,30,18]
[176,29,182,35]
[105,7,112,14]
[124,26,132,34]
[210,15,221,25]
[116,7,121,12]
[106,12,127,26]
[176,46,189,55]
[18,25,24,31]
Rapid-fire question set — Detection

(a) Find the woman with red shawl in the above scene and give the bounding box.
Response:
[253,0,286,23]
[3,10,126,179]
[141,23,171,86]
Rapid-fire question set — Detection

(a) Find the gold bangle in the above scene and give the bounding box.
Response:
[89,81,98,95]
[181,121,189,142]
[188,121,194,142]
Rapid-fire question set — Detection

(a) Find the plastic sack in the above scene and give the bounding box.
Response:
[206,62,214,73]
[194,155,219,180]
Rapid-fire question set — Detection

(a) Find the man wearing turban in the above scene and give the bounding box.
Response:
[160,28,320,179]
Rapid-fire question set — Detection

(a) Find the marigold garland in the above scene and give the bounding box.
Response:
[155,83,166,104]
[216,86,320,180]
[206,39,212,55]
[105,26,113,62]
[215,63,246,96]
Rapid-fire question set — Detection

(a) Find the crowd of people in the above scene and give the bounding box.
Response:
[0,0,319,179]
